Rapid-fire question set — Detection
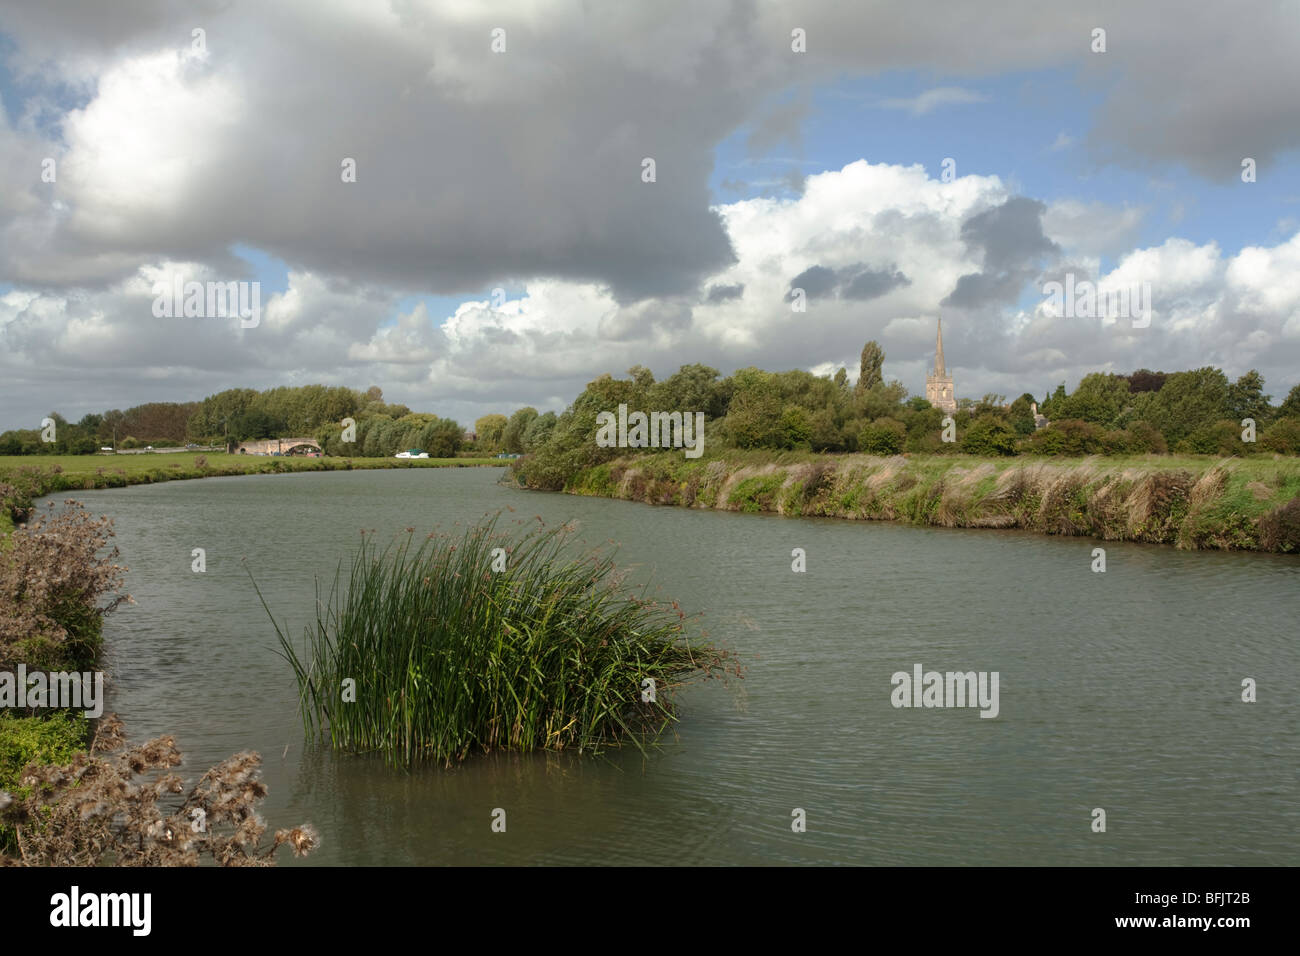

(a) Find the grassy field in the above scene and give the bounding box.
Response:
[558,450,1300,552]
[0,452,505,533]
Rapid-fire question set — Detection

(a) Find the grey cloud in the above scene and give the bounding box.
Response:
[787,263,909,302]
[705,282,744,303]
[942,197,1060,307]
[842,266,910,300]
[787,265,839,299]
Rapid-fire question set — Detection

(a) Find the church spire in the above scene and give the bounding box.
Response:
[934,317,946,376]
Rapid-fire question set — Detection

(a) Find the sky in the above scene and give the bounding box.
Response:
[2,0,1299,431]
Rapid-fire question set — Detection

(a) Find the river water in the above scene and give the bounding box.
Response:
[47,467,1300,865]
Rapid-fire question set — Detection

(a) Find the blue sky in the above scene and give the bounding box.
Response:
[713,69,1300,264]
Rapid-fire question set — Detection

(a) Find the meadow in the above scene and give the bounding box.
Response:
[0,452,504,533]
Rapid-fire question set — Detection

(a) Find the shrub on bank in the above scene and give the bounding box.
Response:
[0,502,129,673]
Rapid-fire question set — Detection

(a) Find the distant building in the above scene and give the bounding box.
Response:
[1031,402,1049,430]
[924,318,957,415]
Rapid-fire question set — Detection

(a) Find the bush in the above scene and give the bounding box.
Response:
[1261,417,1300,455]
[1026,419,1105,456]
[1177,420,1248,456]
[1122,421,1168,454]
[0,501,129,672]
[960,416,1018,456]
[1257,497,1300,552]
[859,418,906,455]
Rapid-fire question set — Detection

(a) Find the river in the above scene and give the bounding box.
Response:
[47,467,1300,865]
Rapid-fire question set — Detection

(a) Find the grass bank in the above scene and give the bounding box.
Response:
[266,515,733,767]
[551,451,1300,552]
[0,452,504,533]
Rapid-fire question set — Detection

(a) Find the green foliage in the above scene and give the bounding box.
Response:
[1278,384,1300,419]
[856,340,884,393]
[474,414,508,453]
[0,711,88,851]
[728,474,785,512]
[961,415,1018,456]
[1226,370,1271,423]
[724,369,785,449]
[1007,394,1037,435]
[0,712,87,795]
[1262,417,1300,454]
[522,411,558,452]
[1178,420,1251,456]
[778,405,813,449]
[1142,367,1231,444]
[1056,373,1131,427]
[502,407,539,454]
[859,418,906,455]
[265,516,732,766]
[1027,419,1106,456]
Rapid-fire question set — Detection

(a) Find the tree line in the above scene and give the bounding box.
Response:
[511,346,1300,489]
[0,385,536,459]
[6,351,1298,466]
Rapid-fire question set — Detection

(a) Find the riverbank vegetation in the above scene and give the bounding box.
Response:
[553,450,1300,552]
[267,515,734,767]
[0,498,130,853]
[499,353,1300,551]
[0,494,319,864]
[507,355,1300,496]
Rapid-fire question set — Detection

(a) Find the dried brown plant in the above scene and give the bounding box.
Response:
[0,714,318,867]
[0,500,130,672]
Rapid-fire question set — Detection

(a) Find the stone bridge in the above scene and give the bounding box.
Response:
[232,437,321,455]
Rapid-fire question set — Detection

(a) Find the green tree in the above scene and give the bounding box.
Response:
[1057,373,1130,427]
[522,411,558,452]
[647,364,729,418]
[502,407,539,454]
[418,417,464,457]
[1040,383,1068,420]
[1226,370,1272,423]
[856,341,884,394]
[1143,367,1230,445]
[723,369,784,449]
[1278,383,1300,419]
[1007,393,1037,435]
[474,414,508,453]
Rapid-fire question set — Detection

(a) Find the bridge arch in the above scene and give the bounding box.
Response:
[232,437,322,456]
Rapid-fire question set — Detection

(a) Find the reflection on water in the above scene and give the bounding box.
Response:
[49,467,1300,865]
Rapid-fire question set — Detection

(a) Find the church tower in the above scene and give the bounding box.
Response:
[925,318,957,414]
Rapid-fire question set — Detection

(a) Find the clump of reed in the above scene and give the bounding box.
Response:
[264,515,732,767]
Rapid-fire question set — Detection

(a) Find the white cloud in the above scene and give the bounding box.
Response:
[875,86,991,115]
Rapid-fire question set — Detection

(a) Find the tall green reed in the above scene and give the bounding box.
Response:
[257,514,731,767]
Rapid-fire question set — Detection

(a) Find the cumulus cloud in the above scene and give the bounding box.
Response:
[2,1,1300,426]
